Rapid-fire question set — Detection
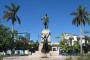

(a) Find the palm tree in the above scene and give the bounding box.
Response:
[3,3,20,33]
[3,3,20,32]
[71,5,90,55]
[3,3,20,54]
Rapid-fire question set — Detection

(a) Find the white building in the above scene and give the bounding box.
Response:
[62,33,85,45]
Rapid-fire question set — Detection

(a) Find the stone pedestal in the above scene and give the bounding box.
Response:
[41,29,51,43]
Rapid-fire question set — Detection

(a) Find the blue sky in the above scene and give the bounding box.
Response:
[0,0,90,42]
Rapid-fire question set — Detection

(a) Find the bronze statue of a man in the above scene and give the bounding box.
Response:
[42,14,49,29]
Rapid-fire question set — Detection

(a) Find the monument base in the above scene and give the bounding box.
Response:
[30,42,51,58]
[31,51,51,58]
[31,28,59,58]
[41,53,50,58]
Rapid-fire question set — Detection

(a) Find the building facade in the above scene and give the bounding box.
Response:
[62,33,85,45]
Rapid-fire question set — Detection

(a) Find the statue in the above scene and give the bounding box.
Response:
[41,33,50,53]
[42,14,49,29]
[42,35,49,53]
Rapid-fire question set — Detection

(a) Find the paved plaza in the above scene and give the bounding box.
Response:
[3,55,78,60]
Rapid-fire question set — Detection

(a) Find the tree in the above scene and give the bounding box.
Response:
[55,36,60,38]
[15,35,30,55]
[71,5,90,55]
[3,3,20,54]
[82,36,90,53]
[3,3,20,41]
[60,39,70,52]
[69,36,73,46]
[0,24,13,54]
[3,3,20,33]
[35,40,39,51]
[73,41,80,53]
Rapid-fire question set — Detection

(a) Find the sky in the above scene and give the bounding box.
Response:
[0,0,90,42]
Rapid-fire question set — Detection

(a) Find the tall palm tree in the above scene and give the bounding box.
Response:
[3,3,20,34]
[3,3,20,53]
[71,5,90,55]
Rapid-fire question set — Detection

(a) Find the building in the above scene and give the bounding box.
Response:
[61,33,85,45]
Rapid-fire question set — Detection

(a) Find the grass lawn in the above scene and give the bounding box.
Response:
[77,54,90,60]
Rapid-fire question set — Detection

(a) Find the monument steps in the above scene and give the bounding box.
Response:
[31,51,51,58]
[31,51,41,57]
[50,51,59,56]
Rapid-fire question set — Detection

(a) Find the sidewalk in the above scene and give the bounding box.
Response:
[3,55,78,60]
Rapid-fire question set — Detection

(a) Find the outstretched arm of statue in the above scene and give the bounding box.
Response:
[41,36,44,39]
[46,33,50,38]
[41,16,45,20]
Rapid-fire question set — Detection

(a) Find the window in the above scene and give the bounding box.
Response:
[53,48,56,51]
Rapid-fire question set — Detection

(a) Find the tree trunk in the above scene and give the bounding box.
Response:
[12,24,14,54]
[12,23,14,42]
[12,24,14,34]
[80,25,83,55]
